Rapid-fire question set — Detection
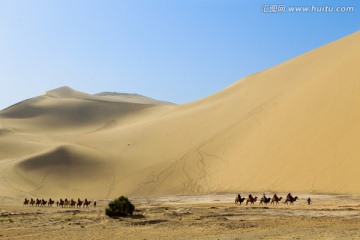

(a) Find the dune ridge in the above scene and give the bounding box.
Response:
[0,31,360,199]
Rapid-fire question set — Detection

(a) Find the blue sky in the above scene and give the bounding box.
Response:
[0,0,359,110]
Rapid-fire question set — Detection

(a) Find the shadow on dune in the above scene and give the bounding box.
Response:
[14,145,115,197]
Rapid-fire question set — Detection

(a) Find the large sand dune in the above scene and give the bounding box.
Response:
[1,31,360,199]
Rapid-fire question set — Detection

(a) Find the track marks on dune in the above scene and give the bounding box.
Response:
[131,118,235,195]
[128,94,276,195]
[132,139,227,196]
[176,95,281,193]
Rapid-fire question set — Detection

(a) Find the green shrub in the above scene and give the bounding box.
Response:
[105,196,135,217]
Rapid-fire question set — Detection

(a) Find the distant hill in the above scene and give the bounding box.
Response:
[0,86,174,130]
[94,91,175,105]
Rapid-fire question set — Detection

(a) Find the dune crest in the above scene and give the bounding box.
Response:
[45,86,93,99]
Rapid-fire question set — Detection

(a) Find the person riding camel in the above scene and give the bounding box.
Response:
[287,193,293,200]
[263,193,266,199]
[249,194,253,199]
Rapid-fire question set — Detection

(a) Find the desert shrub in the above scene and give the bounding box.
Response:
[105,196,135,217]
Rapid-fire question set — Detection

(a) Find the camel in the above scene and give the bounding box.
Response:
[70,199,76,208]
[235,195,245,205]
[64,198,70,207]
[259,197,271,205]
[271,196,282,204]
[84,198,91,207]
[284,196,298,205]
[246,196,258,205]
[59,198,65,207]
[48,198,55,207]
[24,197,96,208]
[77,198,83,208]
[41,199,47,206]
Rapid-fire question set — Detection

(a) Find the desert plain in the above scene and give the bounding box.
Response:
[1,31,360,239]
[2,193,360,239]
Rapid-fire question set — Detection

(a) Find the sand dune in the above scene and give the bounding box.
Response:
[95,91,175,105]
[0,86,174,133]
[0,31,360,199]
[13,145,116,198]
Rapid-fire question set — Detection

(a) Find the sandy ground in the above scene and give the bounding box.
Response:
[1,193,360,239]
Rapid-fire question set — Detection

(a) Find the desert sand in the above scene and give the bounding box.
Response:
[1,31,360,238]
[1,31,360,199]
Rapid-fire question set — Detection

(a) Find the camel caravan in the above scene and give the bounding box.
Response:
[235,193,303,206]
[23,197,96,208]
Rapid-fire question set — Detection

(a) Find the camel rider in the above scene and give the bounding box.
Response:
[238,194,241,199]
[263,193,266,199]
[274,193,278,199]
[249,194,253,199]
[287,193,293,199]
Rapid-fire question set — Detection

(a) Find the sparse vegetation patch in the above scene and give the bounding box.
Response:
[105,196,135,217]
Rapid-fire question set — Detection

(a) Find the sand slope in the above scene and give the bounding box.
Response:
[1,31,360,199]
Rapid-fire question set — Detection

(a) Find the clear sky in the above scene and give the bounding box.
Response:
[0,0,359,110]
